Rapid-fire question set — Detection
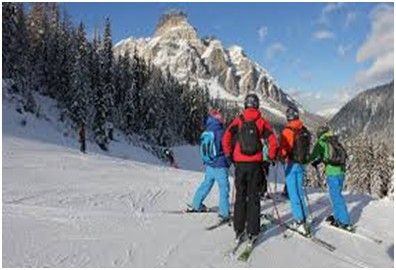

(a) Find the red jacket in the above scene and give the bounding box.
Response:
[222,108,278,162]
[279,119,304,160]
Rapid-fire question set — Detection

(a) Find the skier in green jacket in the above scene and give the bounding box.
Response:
[310,126,352,231]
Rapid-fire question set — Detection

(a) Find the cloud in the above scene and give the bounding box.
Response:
[337,44,353,57]
[345,11,359,28]
[287,87,353,115]
[258,25,268,42]
[266,42,286,60]
[313,30,335,40]
[355,4,394,87]
[318,3,345,25]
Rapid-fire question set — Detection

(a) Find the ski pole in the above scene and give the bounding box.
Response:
[230,165,236,215]
[267,183,290,238]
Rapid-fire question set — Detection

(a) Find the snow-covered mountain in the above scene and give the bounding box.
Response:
[114,12,322,129]
[330,81,394,150]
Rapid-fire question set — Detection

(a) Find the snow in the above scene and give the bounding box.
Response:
[3,95,394,267]
[317,107,340,119]
[202,78,241,101]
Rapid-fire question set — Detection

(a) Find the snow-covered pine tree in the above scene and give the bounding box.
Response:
[56,9,75,111]
[101,17,115,124]
[46,3,64,99]
[122,49,148,136]
[92,86,108,151]
[2,3,37,114]
[69,22,90,126]
[27,3,51,94]
[113,51,132,127]
[163,69,185,144]
[370,142,392,198]
[2,2,15,78]
[87,29,101,112]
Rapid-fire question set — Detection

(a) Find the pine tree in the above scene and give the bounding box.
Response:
[57,9,75,110]
[2,3,36,113]
[371,142,392,198]
[46,3,63,99]
[2,2,15,78]
[27,3,51,94]
[69,22,90,126]
[100,17,115,123]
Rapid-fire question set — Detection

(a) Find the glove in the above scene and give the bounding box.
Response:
[311,159,321,168]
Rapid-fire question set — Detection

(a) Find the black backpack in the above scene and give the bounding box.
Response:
[288,126,311,163]
[327,135,347,166]
[238,115,262,156]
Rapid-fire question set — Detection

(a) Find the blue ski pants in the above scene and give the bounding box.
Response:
[192,166,230,218]
[327,175,351,225]
[285,162,309,222]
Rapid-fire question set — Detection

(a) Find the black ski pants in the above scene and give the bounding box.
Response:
[234,162,264,236]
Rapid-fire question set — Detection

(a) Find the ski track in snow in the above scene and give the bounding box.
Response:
[2,99,394,267]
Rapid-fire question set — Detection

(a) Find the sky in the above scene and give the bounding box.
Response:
[61,2,394,114]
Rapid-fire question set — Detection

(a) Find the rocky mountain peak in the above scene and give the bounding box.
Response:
[154,11,198,41]
[114,12,322,130]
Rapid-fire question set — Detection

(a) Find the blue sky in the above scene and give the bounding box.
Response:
[62,2,394,114]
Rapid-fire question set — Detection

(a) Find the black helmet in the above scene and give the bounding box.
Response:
[317,125,330,138]
[286,106,299,121]
[244,93,260,109]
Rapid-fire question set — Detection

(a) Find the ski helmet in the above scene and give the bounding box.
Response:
[244,93,260,109]
[286,106,299,121]
[316,125,330,138]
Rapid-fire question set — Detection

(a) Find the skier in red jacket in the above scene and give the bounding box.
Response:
[222,93,278,245]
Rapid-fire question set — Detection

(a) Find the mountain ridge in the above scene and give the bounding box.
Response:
[114,11,322,130]
[330,81,394,150]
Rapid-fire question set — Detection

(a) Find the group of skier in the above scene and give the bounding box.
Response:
[189,93,352,248]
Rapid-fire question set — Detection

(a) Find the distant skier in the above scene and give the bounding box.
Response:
[79,122,86,153]
[279,106,311,235]
[163,148,179,168]
[190,109,230,222]
[310,125,352,230]
[222,93,278,244]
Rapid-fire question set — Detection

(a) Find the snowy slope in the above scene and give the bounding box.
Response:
[2,99,394,267]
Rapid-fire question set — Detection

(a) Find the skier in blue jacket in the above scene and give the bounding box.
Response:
[190,109,231,222]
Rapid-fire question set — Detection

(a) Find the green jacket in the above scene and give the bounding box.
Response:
[310,131,345,176]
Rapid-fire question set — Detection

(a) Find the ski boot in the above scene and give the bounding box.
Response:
[217,215,231,225]
[186,204,208,213]
[290,220,311,236]
[339,223,354,232]
[234,230,246,244]
[325,215,335,224]
[247,234,258,248]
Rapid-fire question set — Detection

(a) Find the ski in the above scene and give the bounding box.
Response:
[322,222,383,244]
[235,220,272,262]
[263,214,336,252]
[164,208,218,214]
[205,218,232,231]
[164,203,218,214]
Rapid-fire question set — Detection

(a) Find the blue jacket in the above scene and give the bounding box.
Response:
[204,116,230,168]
